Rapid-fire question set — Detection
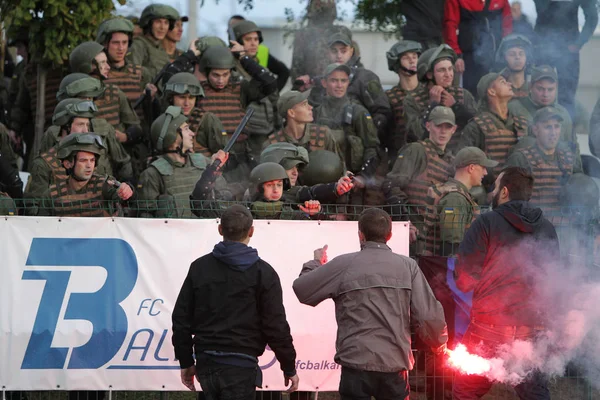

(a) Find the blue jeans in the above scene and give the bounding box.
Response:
[196,363,258,400]
[452,321,551,400]
[339,366,409,400]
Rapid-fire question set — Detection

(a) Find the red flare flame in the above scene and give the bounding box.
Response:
[445,344,492,375]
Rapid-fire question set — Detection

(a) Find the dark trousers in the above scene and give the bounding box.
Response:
[196,363,258,400]
[452,321,550,400]
[339,366,409,400]
[536,46,580,119]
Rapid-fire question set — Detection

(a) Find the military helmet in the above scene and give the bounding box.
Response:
[495,33,533,65]
[139,4,180,29]
[250,162,291,191]
[57,73,105,101]
[56,132,106,160]
[165,72,204,98]
[69,41,105,74]
[386,41,422,72]
[150,106,189,151]
[199,46,236,75]
[560,173,600,208]
[194,36,227,57]
[53,99,98,127]
[301,150,344,186]
[97,18,135,45]
[417,44,457,81]
[232,20,263,44]
[260,143,310,170]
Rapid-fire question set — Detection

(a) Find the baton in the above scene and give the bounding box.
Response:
[212,108,255,170]
[94,173,122,188]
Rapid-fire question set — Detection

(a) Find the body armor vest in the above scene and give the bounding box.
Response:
[49,174,111,217]
[94,83,121,128]
[199,81,245,134]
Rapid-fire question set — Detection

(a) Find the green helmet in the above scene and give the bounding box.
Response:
[150,106,188,151]
[139,4,179,29]
[495,33,533,65]
[165,72,204,98]
[250,162,291,191]
[56,132,106,160]
[260,143,310,170]
[232,20,263,44]
[52,99,98,127]
[199,46,236,75]
[194,36,227,56]
[69,41,105,74]
[301,150,344,186]
[387,40,422,72]
[560,173,600,208]
[97,17,134,45]
[417,44,457,81]
[57,73,105,101]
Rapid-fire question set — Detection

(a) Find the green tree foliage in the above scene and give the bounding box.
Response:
[354,0,404,36]
[1,0,126,67]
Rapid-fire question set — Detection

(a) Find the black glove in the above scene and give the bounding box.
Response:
[0,151,23,200]
[191,163,220,202]
[159,50,199,86]
[239,55,278,96]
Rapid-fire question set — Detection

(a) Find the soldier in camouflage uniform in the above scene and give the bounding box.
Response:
[69,41,142,143]
[163,14,189,62]
[127,4,179,81]
[506,107,581,218]
[384,106,456,242]
[31,133,134,217]
[51,77,134,182]
[265,90,341,159]
[291,0,337,83]
[310,30,392,141]
[495,34,533,99]
[508,65,576,153]
[190,36,228,83]
[404,44,477,145]
[461,73,529,186]
[423,147,497,257]
[385,40,424,163]
[313,64,380,174]
[0,123,22,215]
[137,106,230,218]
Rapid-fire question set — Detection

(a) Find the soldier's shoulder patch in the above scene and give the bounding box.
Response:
[444,208,455,214]
[367,80,383,96]
[365,113,372,120]
[397,155,404,159]
[137,184,143,189]
[221,130,228,136]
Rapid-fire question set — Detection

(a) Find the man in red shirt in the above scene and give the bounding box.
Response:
[444,0,512,97]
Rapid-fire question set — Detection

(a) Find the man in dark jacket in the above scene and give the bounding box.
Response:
[171,204,299,397]
[453,166,558,399]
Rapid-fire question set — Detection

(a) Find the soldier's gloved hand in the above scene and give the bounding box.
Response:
[229,40,246,57]
[210,150,229,170]
[125,125,144,144]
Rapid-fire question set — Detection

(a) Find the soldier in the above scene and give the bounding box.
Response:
[163,14,189,62]
[423,147,497,256]
[0,125,22,215]
[127,4,179,81]
[189,36,228,83]
[384,106,456,239]
[313,63,380,174]
[248,161,321,219]
[508,65,574,147]
[314,30,392,140]
[32,133,134,217]
[495,34,533,99]
[506,107,581,217]
[461,73,528,182]
[260,143,352,206]
[137,106,230,218]
[197,45,278,157]
[404,44,477,144]
[69,41,142,143]
[265,90,340,157]
[385,40,424,162]
[290,0,337,84]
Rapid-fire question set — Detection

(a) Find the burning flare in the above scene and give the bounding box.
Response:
[446,344,492,375]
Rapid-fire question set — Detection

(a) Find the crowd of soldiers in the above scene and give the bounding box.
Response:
[0,0,599,259]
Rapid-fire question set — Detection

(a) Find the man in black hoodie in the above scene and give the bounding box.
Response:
[453,166,558,399]
[171,204,299,397]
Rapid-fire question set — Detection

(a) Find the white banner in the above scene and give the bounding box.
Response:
[0,217,409,391]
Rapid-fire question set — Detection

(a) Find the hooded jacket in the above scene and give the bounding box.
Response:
[455,200,559,326]
[171,241,297,375]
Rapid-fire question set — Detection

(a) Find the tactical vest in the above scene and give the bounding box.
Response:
[49,174,111,217]
[245,92,279,136]
[405,140,454,211]
[90,118,116,177]
[422,182,479,256]
[105,63,144,122]
[199,81,245,134]
[150,153,207,218]
[41,147,67,182]
[475,112,528,176]
[519,145,575,213]
[267,124,329,152]
[188,108,212,156]
[386,85,409,144]
[25,65,63,128]
[94,83,121,129]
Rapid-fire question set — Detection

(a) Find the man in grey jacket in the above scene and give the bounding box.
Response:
[293,207,448,399]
